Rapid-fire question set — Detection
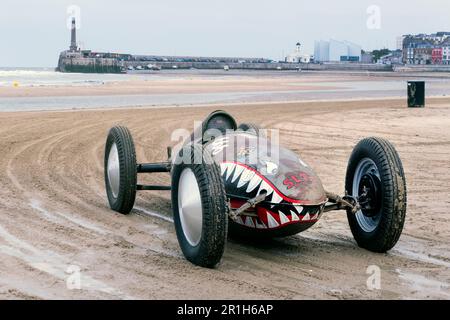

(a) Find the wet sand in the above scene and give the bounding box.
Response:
[2,71,450,112]
[0,78,342,98]
[0,93,449,299]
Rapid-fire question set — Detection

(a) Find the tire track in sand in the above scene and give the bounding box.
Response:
[0,101,449,299]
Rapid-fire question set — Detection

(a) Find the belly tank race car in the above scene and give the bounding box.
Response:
[104,111,407,268]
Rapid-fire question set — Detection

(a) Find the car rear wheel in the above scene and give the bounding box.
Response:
[345,137,407,252]
[104,126,137,214]
[171,143,228,268]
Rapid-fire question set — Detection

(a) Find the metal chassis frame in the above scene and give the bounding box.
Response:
[136,161,172,191]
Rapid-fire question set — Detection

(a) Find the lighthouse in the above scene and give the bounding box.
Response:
[70,18,78,51]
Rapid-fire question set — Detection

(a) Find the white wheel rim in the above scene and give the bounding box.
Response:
[178,168,203,246]
[107,143,120,198]
[353,158,381,233]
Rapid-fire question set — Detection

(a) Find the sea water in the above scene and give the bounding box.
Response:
[0,67,140,87]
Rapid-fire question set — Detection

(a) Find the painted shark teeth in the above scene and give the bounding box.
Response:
[293,205,303,214]
[225,163,236,180]
[237,169,256,188]
[245,216,256,228]
[221,163,275,198]
[220,163,227,175]
[231,165,245,183]
[246,175,262,193]
[290,210,300,221]
[255,220,267,229]
[222,162,324,230]
[270,192,283,204]
[220,163,232,177]
[256,180,273,197]
[278,211,290,224]
[266,211,280,228]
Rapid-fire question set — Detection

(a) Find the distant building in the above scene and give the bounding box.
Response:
[443,46,450,65]
[58,17,276,73]
[377,50,403,65]
[432,48,443,64]
[396,36,405,51]
[402,32,450,64]
[314,39,361,62]
[416,47,433,65]
[285,42,311,63]
[361,52,374,64]
[314,40,330,62]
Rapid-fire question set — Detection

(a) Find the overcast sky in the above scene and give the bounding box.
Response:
[1,0,449,67]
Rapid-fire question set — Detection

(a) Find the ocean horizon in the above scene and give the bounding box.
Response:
[0,67,135,87]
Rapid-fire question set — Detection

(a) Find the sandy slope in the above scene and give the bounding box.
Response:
[0,98,449,299]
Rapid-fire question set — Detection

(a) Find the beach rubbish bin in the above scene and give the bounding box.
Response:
[407,81,425,108]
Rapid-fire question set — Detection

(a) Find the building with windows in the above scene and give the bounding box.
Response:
[314,39,361,62]
[432,48,443,64]
[377,50,403,65]
[402,32,450,64]
[443,46,450,65]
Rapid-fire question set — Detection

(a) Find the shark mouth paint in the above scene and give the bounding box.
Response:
[221,162,324,230]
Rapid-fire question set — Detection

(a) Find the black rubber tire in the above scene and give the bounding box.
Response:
[104,126,137,215]
[171,143,228,268]
[345,137,407,253]
[237,123,265,137]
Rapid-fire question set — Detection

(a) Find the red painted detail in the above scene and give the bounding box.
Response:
[223,161,327,205]
[230,199,247,209]
[283,172,313,190]
[283,177,294,189]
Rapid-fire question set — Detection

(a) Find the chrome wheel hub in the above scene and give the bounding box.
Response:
[178,168,203,246]
[107,143,120,198]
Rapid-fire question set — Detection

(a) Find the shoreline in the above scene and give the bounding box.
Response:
[2,95,450,115]
[1,71,450,112]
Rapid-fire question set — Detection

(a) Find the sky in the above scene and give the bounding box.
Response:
[1,0,450,67]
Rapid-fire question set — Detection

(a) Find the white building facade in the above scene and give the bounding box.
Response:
[314,39,362,62]
[443,46,450,65]
[285,43,311,63]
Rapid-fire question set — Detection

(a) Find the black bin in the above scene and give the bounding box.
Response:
[407,81,425,108]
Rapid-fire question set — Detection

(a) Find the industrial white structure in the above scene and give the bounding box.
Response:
[285,43,311,63]
[314,40,362,62]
